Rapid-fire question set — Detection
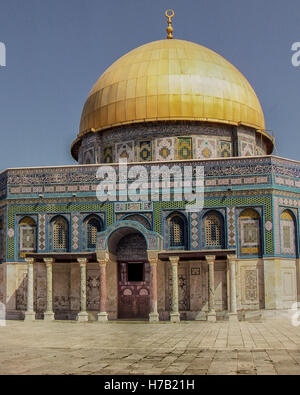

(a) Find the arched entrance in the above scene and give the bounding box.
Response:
[117,233,150,319]
[97,221,163,321]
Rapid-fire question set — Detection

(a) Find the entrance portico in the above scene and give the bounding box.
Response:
[24,223,237,323]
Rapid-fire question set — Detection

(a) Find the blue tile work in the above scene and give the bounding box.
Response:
[76,122,270,164]
[1,155,300,262]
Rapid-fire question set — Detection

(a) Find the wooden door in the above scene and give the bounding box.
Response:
[118,262,150,319]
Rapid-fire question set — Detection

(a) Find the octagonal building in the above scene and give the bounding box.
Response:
[0,14,299,322]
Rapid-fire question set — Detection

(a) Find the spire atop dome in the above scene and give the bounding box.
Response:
[165,9,174,39]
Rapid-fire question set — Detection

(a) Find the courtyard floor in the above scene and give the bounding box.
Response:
[1,318,300,375]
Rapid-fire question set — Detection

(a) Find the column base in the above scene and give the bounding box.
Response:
[24,312,36,321]
[97,312,108,322]
[44,311,55,321]
[170,312,180,323]
[207,311,217,322]
[77,312,89,322]
[228,312,239,322]
[149,312,159,323]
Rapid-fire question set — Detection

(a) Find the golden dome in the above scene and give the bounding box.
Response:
[72,39,272,158]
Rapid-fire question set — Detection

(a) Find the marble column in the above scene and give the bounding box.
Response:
[77,258,89,322]
[97,258,108,322]
[228,254,238,321]
[24,258,36,321]
[206,255,216,322]
[43,258,55,321]
[148,253,159,322]
[169,256,180,323]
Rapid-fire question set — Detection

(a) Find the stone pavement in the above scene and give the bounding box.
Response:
[1,319,300,375]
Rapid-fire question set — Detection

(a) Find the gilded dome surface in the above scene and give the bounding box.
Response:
[78,39,265,138]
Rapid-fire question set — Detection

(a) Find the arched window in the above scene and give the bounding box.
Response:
[168,213,186,248]
[19,216,37,256]
[239,208,261,256]
[203,211,224,248]
[51,216,69,251]
[86,216,103,249]
[280,210,297,256]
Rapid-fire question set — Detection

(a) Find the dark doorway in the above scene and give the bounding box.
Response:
[128,262,144,282]
[118,261,150,319]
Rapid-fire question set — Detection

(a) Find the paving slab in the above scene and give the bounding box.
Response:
[0,319,300,375]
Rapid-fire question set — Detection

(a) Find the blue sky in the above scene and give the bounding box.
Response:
[0,0,299,169]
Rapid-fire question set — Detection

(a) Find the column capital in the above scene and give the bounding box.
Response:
[77,257,88,266]
[227,254,237,263]
[43,257,55,265]
[96,251,112,265]
[205,255,216,264]
[25,257,35,265]
[147,251,159,266]
[169,256,180,265]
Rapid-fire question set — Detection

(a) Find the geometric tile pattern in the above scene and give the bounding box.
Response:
[0,208,5,261]
[227,207,236,246]
[7,203,113,260]
[137,141,152,162]
[38,214,46,251]
[273,197,280,255]
[72,214,79,250]
[220,141,232,157]
[240,141,255,156]
[195,137,217,159]
[82,148,95,164]
[190,212,199,249]
[178,137,192,160]
[115,141,134,162]
[155,137,175,161]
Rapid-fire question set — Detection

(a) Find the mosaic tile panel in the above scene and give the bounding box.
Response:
[38,214,46,251]
[103,146,113,163]
[72,214,80,250]
[155,137,175,161]
[115,141,135,162]
[178,137,192,160]
[115,202,153,212]
[273,196,280,254]
[240,141,255,156]
[220,141,232,158]
[0,207,6,261]
[190,212,199,250]
[82,148,95,164]
[137,141,152,162]
[227,207,236,246]
[195,137,217,159]
[7,202,113,260]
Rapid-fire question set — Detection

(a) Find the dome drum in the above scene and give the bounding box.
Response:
[75,121,271,164]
